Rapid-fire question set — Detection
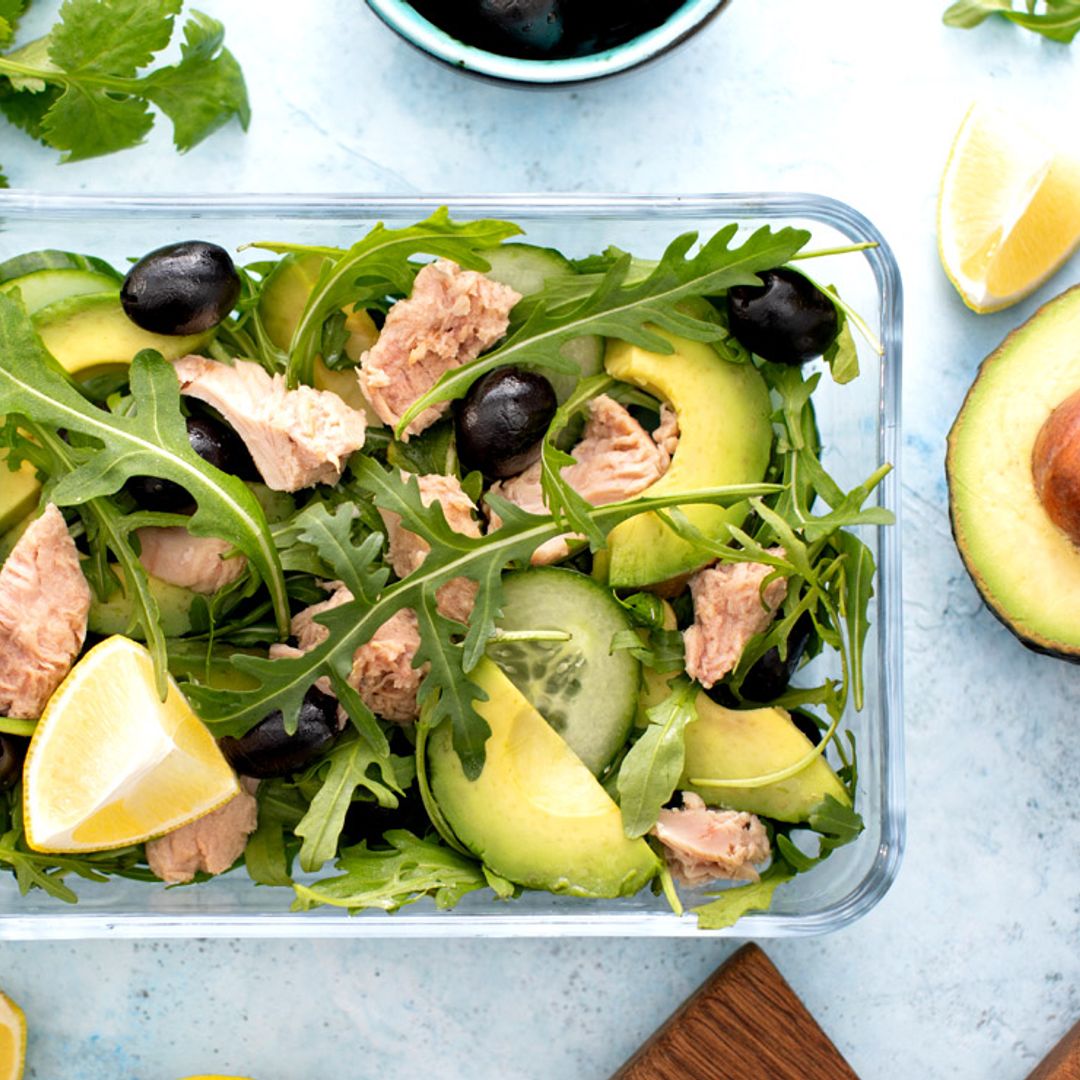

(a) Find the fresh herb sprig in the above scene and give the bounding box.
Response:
[0,0,249,186]
[944,0,1080,42]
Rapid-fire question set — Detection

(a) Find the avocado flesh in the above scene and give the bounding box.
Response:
[603,330,772,587]
[88,567,207,639]
[0,456,40,534]
[428,658,659,899]
[32,293,211,379]
[947,284,1080,657]
[637,604,849,824]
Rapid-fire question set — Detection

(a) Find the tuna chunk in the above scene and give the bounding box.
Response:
[172,355,367,492]
[488,394,673,564]
[146,777,259,884]
[379,472,481,624]
[652,792,771,885]
[358,260,520,439]
[349,608,425,724]
[0,504,91,718]
[136,527,247,595]
[683,551,788,689]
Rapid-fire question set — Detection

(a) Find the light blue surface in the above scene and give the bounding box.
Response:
[1,0,1079,1077]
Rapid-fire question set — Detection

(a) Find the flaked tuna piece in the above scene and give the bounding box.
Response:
[172,355,367,492]
[0,504,91,718]
[349,608,425,724]
[267,581,351,702]
[136,527,247,595]
[146,777,259,884]
[652,792,771,885]
[358,259,520,439]
[488,395,673,565]
[653,404,680,460]
[683,550,788,689]
[379,472,481,624]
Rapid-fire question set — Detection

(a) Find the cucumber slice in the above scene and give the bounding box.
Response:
[480,244,604,404]
[487,567,640,776]
[1,269,123,314]
[0,249,119,286]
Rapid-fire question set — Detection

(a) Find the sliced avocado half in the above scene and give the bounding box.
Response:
[428,658,659,899]
[603,329,773,587]
[947,283,1080,658]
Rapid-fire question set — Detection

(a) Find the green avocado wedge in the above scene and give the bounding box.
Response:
[428,658,659,899]
[947,284,1080,659]
[32,292,212,379]
[0,456,40,534]
[603,329,773,587]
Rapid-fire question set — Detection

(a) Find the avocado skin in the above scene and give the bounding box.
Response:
[428,658,659,899]
[946,283,1080,661]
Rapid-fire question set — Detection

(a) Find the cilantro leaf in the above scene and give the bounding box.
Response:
[48,0,180,76]
[0,293,290,642]
[944,0,1080,41]
[616,677,699,838]
[42,83,153,161]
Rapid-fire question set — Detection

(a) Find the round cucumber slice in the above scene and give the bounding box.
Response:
[487,567,640,776]
[0,249,120,286]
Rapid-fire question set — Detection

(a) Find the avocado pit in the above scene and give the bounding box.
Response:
[1032,388,1080,546]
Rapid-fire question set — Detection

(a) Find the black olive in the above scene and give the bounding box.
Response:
[218,686,338,779]
[0,735,26,791]
[737,612,815,703]
[791,709,824,746]
[125,416,258,512]
[121,240,241,336]
[478,0,564,51]
[726,269,840,365]
[343,789,432,847]
[455,367,557,480]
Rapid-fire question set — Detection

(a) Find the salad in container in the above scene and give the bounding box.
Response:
[0,197,899,933]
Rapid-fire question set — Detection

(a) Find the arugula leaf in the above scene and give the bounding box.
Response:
[0,293,290,639]
[186,459,780,777]
[944,0,1080,41]
[252,209,522,388]
[295,731,409,873]
[0,0,249,176]
[692,863,796,930]
[395,223,811,437]
[292,830,490,914]
[616,677,699,838]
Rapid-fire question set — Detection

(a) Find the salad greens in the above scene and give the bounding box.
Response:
[944,0,1080,42]
[0,0,249,186]
[0,210,893,929]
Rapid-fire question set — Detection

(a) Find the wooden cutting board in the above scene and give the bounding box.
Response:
[1027,1018,1080,1080]
[610,944,859,1080]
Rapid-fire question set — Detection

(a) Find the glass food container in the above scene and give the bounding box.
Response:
[0,192,904,939]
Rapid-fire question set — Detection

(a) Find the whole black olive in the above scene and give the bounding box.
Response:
[121,240,241,336]
[455,367,557,479]
[125,416,258,512]
[737,612,815,703]
[478,0,563,51]
[726,268,840,365]
[791,709,824,747]
[0,734,27,791]
[218,686,338,779]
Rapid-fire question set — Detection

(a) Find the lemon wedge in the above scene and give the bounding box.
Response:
[0,991,26,1080]
[23,636,239,854]
[938,103,1080,313]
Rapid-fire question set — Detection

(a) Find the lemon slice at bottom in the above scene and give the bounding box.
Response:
[23,636,239,853]
[0,991,26,1080]
[938,103,1080,313]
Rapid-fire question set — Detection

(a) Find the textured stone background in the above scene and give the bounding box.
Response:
[2,0,1079,1076]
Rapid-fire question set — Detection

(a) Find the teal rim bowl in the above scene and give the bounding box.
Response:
[365,0,732,85]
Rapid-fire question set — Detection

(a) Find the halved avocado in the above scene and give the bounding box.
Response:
[947,284,1080,658]
[603,329,773,587]
[428,658,659,898]
[32,293,212,379]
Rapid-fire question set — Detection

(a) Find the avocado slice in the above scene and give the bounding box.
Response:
[947,284,1080,657]
[32,292,212,379]
[0,455,40,534]
[428,658,659,898]
[88,568,209,639]
[603,329,772,587]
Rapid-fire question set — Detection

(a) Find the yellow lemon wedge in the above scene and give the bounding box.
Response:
[23,636,239,854]
[938,103,1080,313]
[0,991,26,1080]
